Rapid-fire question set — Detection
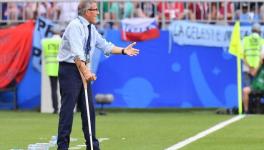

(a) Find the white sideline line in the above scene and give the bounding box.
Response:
[165,115,245,150]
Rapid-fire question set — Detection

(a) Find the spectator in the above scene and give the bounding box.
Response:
[218,1,234,21]
[123,1,134,18]
[249,2,262,23]
[109,1,120,28]
[57,1,78,23]
[207,2,218,23]
[157,1,186,21]
[16,2,24,20]
[188,2,208,21]
[23,2,37,20]
[135,2,156,18]
[260,3,264,24]
[5,2,19,20]
[110,1,134,19]
[100,1,111,17]
[239,2,252,26]
[99,1,111,28]
[242,23,263,114]
[47,2,58,20]
[37,2,48,18]
[1,3,6,18]
[108,1,134,28]
[110,2,120,19]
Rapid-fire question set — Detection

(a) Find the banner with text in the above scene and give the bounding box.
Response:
[168,21,264,47]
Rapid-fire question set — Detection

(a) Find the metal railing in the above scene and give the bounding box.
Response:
[0,0,264,29]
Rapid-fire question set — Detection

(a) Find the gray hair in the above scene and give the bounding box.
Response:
[78,0,97,16]
[252,23,261,34]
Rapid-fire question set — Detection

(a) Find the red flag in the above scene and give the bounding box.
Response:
[0,21,34,88]
[121,18,160,41]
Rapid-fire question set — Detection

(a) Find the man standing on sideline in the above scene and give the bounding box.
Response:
[57,0,139,149]
[42,25,62,114]
[242,23,263,114]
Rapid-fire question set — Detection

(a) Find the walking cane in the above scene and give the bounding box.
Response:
[76,61,94,150]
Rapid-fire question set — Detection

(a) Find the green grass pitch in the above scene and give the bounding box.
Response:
[0,110,263,150]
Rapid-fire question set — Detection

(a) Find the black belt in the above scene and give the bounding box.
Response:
[59,62,75,65]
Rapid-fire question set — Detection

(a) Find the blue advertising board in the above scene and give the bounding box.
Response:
[93,30,237,108]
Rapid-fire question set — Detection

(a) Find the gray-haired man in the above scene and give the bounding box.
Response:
[57,0,139,149]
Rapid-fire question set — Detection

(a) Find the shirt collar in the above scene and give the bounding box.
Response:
[78,16,91,26]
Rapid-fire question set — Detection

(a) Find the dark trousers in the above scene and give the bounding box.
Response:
[49,76,58,113]
[57,62,99,150]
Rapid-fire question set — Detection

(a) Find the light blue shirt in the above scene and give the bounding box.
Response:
[58,16,114,63]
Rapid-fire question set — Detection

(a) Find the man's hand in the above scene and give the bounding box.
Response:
[123,42,139,56]
[79,64,97,81]
[74,57,96,81]
[249,67,259,77]
[249,67,258,77]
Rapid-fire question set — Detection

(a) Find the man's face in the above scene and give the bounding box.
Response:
[85,2,99,24]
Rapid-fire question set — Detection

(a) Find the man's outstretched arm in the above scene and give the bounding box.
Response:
[111,42,139,56]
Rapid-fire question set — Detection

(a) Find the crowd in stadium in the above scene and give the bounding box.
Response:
[1,1,264,28]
